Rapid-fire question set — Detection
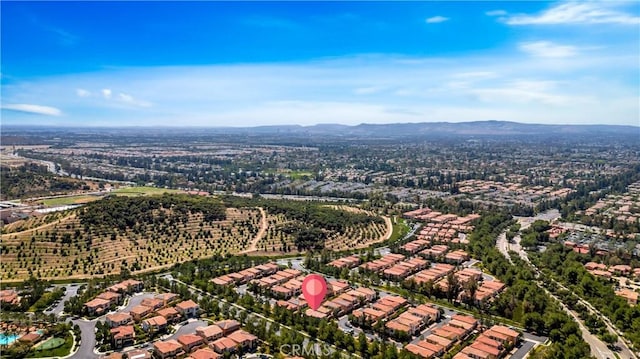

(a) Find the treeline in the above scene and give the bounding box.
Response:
[0,164,86,200]
[531,243,640,349]
[466,213,593,359]
[78,193,226,232]
[223,196,384,251]
[561,164,640,220]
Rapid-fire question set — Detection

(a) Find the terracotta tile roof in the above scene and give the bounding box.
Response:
[154,340,183,354]
[188,348,221,359]
[178,333,203,347]
[176,300,199,310]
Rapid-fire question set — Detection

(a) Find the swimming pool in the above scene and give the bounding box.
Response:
[0,333,20,346]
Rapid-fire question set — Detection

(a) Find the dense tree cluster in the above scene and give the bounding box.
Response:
[78,193,226,231]
[466,213,593,358]
[531,243,640,349]
[1,164,86,200]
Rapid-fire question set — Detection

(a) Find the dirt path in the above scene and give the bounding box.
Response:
[383,216,393,240]
[241,207,268,253]
[2,213,76,237]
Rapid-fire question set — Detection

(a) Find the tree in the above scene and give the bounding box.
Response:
[601,332,618,347]
[445,272,461,303]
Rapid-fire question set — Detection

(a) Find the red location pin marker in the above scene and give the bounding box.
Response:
[302,274,327,311]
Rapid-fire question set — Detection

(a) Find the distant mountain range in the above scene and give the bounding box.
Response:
[3,121,639,139]
[186,121,640,139]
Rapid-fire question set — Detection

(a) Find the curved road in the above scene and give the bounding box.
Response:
[496,212,636,359]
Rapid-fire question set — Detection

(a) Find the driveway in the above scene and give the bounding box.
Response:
[166,319,209,341]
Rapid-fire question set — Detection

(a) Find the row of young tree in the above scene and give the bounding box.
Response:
[223,196,384,251]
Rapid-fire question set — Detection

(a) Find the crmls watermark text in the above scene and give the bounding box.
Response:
[280,343,332,356]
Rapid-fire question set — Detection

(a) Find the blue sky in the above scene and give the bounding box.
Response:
[1,1,639,127]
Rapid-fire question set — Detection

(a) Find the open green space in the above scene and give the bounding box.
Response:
[27,334,72,358]
[388,216,410,242]
[41,195,101,206]
[113,186,181,196]
[37,337,65,351]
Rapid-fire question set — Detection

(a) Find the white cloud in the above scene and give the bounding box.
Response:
[76,88,91,97]
[1,103,62,116]
[504,2,640,25]
[519,41,578,58]
[486,10,507,17]
[452,71,497,80]
[102,88,112,99]
[118,93,152,107]
[354,86,385,95]
[425,16,449,24]
[1,47,637,126]
[471,80,578,106]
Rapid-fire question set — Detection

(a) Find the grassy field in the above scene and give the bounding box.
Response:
[41,195,102,206]
[28,334,72,358]
[113,186,182,196]
[388,216,410,242]
[288,170,313,180]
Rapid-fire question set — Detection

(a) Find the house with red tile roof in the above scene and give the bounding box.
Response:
[209,337,237,354]
[141,297,164,311]
[488,325,520,345]
[85,298,111,315]
[18,332,42,345]
[110,325,135,348]
[425,334,454,350]
[0,289,20,305]
[327,279,350,296]
[405,343,437,358]
[130,305,154,321]
[610,264,632,276]
[226,330,258,350]
[215,320,240,335]
[154,339,185,359]
[585,262,607,271]
[196,325,224,343]
[97,291,122,306]
[156,307,181,323]
[615,288,638,305]
[156,292,179,304]
[386,312,425,335]
[461,345,494,359]
[178,333,204,353]
[187,347,221,359]
[416,340,445,356]
[142,315,167,332]
[350,287,377,302]
[108,279,143,294]
[469,342,500,359]
[328,255,362,269]
[106,312,132,328]
[176,300,199,318]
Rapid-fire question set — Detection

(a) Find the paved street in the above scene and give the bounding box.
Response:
[166,319,209,341]
[495,210,636,359]
[69,319,98,359]
[45,283,80,316]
